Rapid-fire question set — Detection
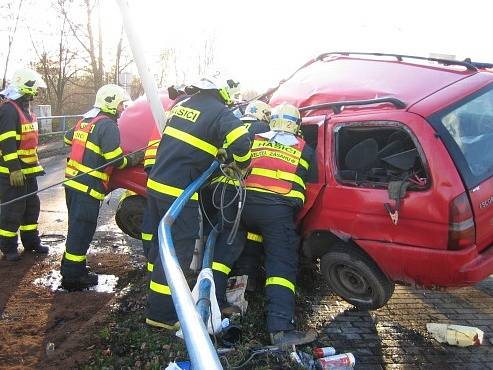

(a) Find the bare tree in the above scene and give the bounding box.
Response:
[28,3,84,115]
[113,25,133,85]
[196,37,215,77]
[1,0,25,88]
[156,48,176,88]
[58,0,104,92]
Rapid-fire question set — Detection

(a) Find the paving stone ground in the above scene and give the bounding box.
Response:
[302,275,493,369]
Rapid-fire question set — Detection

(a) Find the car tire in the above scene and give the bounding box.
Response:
[115,194,146,239]
[320,243,395,310]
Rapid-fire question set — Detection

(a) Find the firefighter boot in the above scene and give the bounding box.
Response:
[3,250,21,262]
[269,329,317,347]
[61,271,99,291]
[25,243,49,254]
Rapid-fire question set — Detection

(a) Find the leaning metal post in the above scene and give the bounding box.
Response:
[158,161,222,370]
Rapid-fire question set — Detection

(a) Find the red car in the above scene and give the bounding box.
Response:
[111,52,493,309]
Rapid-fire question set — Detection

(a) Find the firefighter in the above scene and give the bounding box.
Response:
[209,100,271,301]
[231,100,271,288]
[141,85,189,269]
[145,74,251,330]
[0,68,48,261]
[213,103,318,346]
[60,84,143,290]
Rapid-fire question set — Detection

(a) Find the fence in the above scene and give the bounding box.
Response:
[38,115,83,136]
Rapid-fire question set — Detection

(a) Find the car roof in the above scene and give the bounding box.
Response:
[270,53,487,114]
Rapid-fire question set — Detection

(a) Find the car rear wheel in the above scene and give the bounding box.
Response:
[320,243,394,310]
[115,194,145,239]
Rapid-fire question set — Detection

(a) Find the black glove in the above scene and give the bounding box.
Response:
[126,150,145,167]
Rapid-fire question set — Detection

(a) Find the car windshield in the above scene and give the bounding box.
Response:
[440,88,493,177]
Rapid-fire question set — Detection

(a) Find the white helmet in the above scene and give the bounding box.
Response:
[241,100,271,122]
[11,68,47,97]
[94,84,131,115]
[191,72,240,105]
[270,103,301,134]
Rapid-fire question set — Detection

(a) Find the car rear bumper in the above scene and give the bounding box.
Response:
[357,240,493,288]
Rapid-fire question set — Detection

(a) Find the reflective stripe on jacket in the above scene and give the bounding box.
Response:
[0,100,43,176]
[245,135,307,203]
[147,91,251,202]
[63,114,126,200]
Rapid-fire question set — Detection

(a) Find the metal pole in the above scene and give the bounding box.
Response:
[158,161,222,370]
[197,228,218,325]
[116,0,167,133]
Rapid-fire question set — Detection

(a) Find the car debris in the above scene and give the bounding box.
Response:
[426,323,484,347]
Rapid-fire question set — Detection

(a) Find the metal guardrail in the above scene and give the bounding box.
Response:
[38,115,83,136]
[158,160,222,369]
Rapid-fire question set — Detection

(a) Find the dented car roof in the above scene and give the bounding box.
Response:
[270,54,487,113]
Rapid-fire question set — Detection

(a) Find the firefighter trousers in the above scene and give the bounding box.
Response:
[214,201,299,333]
[60,188,100,278]
[0,176,41,254]
[141,200,153,264]
[146,195,199,325]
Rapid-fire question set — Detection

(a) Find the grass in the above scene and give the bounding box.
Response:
[78,267,318,369]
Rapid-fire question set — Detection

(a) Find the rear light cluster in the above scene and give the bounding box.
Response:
[448,192,475,250]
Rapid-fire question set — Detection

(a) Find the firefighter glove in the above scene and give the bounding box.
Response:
[223,162,247,179]
[9,170,25,187]
[217,148,228,163]
[126,150,145,167]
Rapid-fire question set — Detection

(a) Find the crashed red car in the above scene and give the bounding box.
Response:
[110,52,493,309]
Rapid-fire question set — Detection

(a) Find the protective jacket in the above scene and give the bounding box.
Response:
[0,99,44,176]
[245,134,311,207]
[147,90,251,203]
[64,114,127,200]
[211,118,270,186]
[144,94,191,172]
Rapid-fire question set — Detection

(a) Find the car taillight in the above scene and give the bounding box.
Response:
[448,192,475,250]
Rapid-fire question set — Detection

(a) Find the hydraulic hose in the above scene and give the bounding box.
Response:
[0,144,150,207]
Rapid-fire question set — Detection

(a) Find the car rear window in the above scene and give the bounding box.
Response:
[437,87,493,179]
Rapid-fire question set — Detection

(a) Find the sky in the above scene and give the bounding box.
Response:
[2,0,493,92]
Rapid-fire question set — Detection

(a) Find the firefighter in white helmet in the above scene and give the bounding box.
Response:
[60,84,143,290]
[0,68,49,261]
[213,103,319,346]
[144,72,252,329]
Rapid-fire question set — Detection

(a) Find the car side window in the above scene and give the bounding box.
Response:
[334,122,429,189]
[440,89,493,177]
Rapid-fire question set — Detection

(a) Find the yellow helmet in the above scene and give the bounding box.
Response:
[242,100,271,122]
[94,84,130,115]
[270,103,301,134]
[11,68,47,97]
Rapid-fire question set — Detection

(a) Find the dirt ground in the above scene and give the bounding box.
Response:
[0,242,137,370]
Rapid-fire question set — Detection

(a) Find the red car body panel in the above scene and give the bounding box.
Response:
[109,92,174,195]
[112,55,493,288]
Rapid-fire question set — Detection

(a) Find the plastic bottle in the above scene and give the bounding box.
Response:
[315,353,355,369]
[313,346,336,358]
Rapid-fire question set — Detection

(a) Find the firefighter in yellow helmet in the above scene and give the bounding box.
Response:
[211,100,272,298]
[213,103,318,346]
[0,68,48,261]
[61,84,143,290]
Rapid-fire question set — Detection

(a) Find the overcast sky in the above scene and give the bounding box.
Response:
[2,0,493,91]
